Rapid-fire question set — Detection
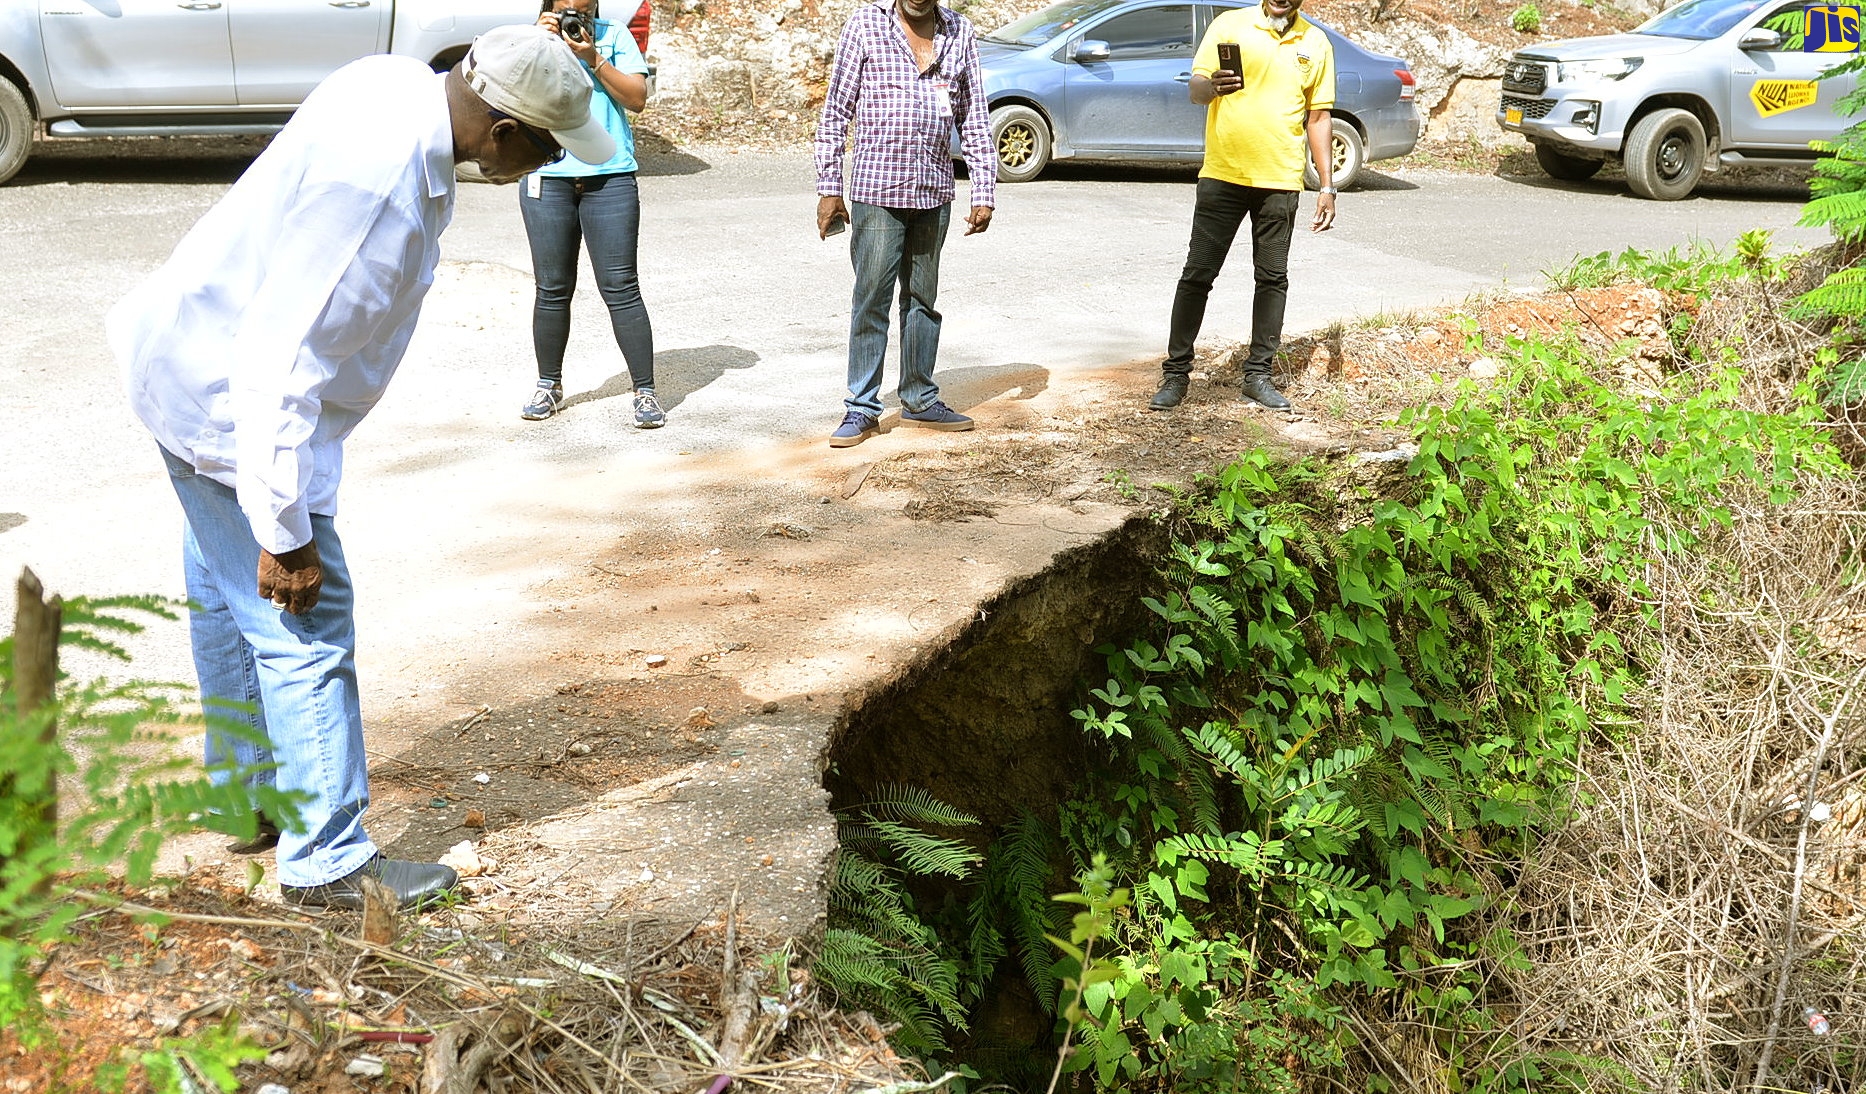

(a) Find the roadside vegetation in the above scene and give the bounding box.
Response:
[819,58,1866,1094]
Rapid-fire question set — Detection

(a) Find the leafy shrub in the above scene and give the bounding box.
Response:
[1510,3,1542,32]
[1051,331,1839,1091]
[2,588,301,1091]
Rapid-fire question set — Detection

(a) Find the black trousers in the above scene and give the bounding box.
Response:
[1164,178,1300,378]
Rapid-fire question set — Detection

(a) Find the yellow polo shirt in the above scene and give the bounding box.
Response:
[1194,7,1335,191]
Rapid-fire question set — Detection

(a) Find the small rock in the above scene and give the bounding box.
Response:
[345,1055,386,1079]
[760,700,779,714]
[646,654,669,668]
[1468,357,1501,379]
[639,867,656,883]
[439,840,493,878]
[472,772,491,785]
[685,707,716,729]
[256,1085,292,1094]
[463,808,486,828]
[228,938,264,962]
[760,854,774,867]
[1415,327,1442,345]
[567,741,593,756]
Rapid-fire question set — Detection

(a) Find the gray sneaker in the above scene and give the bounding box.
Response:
[521,381,564,421]
[633,390,666,429]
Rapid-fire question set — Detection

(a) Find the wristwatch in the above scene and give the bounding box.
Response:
[1318,186,1339,195]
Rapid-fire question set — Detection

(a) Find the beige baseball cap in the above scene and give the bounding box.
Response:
[462,25,616,165]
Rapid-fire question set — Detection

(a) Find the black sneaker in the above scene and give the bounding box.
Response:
[1149,374,1189,410]
[280,855,459,911]
[521,382,564,421]
[1240,376,1291,410]
[633,390,666,429]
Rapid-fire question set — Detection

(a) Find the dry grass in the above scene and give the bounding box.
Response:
[1340,263,1866,1093]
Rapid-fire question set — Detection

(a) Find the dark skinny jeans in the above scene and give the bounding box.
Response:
[520,172,655,391]
[1164,178,1300,379]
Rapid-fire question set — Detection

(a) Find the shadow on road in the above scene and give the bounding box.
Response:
[9,136,268,186]
[565,343,762,413]
[1495,166,1812,203]
[635,136,712,177]
[937,362,1051,411]
[1352,169,1419,192]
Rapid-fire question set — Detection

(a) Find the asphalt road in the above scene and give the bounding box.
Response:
[0,137,1832,689]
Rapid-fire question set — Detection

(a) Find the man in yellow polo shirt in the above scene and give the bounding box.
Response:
[1149,0,1336,412]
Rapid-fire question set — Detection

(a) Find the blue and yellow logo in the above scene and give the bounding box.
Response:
[1804,5,1861,51]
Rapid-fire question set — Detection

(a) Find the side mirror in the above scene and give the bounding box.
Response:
[1073,39,1112,62]
[1739,27,1784,50]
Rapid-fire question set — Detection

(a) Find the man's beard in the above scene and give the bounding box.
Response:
[1269,10,1294,30]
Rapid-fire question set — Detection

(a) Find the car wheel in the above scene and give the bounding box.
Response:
[1533,143,1604,181]
[1303,118,1364,191]
[0,79,32,187]
[990,104,1051,184]
[1624,107,1705,201]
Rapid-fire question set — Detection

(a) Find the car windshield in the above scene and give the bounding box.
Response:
[1634,0,1767,39]
[985,0,1113,46]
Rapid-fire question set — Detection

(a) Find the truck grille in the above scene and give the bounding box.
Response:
[1501,58,1548,95]
[1502,94,1553,120]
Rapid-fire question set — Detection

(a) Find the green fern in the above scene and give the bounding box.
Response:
[819,787,984,1057]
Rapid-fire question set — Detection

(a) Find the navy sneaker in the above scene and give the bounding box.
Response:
[901,400,974,431]
[830,411,879,448]
[521,381,564,421]
[633,390,666,429]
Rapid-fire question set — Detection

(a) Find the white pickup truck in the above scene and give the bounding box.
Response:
[0,0,541,184]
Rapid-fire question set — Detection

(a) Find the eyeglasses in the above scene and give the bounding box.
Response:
[489,109,566,165]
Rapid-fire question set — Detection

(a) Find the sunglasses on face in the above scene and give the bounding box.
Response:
[489,109,567,165]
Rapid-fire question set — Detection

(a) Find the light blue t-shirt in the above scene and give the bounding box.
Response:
[538,19,649,177]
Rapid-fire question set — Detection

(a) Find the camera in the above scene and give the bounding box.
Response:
[557,9,591,42]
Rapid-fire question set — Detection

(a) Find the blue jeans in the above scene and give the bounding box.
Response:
[160,445,376,887]
[520,172,656,390]
[845,201,950,417]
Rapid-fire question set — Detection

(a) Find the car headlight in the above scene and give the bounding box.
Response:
[1556,57,1643,83]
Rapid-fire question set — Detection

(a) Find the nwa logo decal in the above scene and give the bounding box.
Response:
[1804,5,1861,50]
[1751,79,1821,115]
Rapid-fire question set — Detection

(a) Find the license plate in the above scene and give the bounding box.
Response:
[1505,107,1523,126]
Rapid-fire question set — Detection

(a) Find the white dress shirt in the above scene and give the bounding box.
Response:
[110,56,457,554]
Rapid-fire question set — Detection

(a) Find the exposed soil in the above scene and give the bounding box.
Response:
[5,280,1677,1091]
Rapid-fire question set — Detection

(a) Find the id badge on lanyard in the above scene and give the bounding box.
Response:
[930,79,953,119]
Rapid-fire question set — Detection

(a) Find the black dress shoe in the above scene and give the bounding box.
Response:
[280,855,459,911]
[1149,373,1190,410]
[226,813,281,855]
[1240,376,1291,410]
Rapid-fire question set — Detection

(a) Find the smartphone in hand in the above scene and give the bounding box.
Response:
[824,215,848,237]
[1216,41,1243,82]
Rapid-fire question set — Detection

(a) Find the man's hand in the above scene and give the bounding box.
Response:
[964,206,993,236]
[1190,72,1243,104]
[1312,192,1336,232]
[817,195,850,239]
[259,541,323,615]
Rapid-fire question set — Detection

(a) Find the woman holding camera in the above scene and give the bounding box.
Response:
[519,0,663,427]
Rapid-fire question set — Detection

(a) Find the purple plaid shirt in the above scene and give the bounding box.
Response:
[813,1,997,211]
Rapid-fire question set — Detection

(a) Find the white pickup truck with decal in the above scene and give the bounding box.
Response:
[0,0,540,184]
[1496,0,1858,199]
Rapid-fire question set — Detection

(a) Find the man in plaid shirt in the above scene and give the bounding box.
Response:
[813,0,998,448]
